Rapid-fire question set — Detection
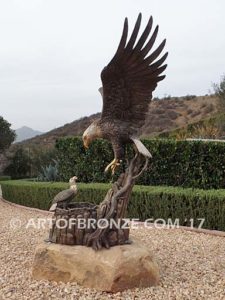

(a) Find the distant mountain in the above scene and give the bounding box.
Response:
[15,126,43,143]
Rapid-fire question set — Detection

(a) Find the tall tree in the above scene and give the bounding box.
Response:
[0,116,16,152]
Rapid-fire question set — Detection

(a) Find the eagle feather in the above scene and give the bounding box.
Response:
[83,13,167,172]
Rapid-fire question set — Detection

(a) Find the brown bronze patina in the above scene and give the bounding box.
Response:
[83,13,167,174]
[48,13,167,250]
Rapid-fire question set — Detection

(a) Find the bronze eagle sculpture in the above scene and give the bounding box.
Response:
[49,176,78,211]
[83,13,168,174]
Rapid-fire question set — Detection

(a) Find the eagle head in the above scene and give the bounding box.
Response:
[82,120,102,149]
[69,176,78,185]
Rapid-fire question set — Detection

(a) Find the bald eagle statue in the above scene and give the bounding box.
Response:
[49,176,78,211]
[83,13,168,174]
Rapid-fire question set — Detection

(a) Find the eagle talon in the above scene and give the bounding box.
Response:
[105,158,121,175]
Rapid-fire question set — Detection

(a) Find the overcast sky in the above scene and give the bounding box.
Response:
[0,0,225,132]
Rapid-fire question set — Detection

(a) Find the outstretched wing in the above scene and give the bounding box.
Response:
[100,13,168,130]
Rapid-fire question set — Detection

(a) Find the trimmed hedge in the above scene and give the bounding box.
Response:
[0,180,107,210]
[1,180,225,231]
[56,138,225,189]
[0,175,11,181]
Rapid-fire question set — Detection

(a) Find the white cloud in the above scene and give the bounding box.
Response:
[0,0,224,131]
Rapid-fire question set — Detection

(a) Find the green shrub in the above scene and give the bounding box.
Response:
[0,116,16,152]
[183,94,197,101]
[4,146,59,179]
[4,147,31,179]
[0,175,11,181]
[56,138,114,183]
[37,160,59,182]
[29,147,59,178]
[1,180,225,231]
[213,74,225,111]
[56,138,225,189]
[159,114,225,140]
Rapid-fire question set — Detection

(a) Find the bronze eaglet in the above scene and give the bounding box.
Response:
[83,13,168,174]
[49,176,78,211]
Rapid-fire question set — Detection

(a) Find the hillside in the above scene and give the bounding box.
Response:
[15,126,43,143]
[158,112,225,139]
[18,95,219,148]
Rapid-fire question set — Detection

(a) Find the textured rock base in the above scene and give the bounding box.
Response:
[32,238,160,292]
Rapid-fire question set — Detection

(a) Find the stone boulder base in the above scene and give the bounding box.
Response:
[32,238,160,292]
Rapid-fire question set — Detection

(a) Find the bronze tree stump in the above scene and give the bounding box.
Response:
[48,153,148,250]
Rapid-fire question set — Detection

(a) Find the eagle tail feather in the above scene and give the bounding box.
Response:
[49,203,57,212]
[131,138,152,158]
